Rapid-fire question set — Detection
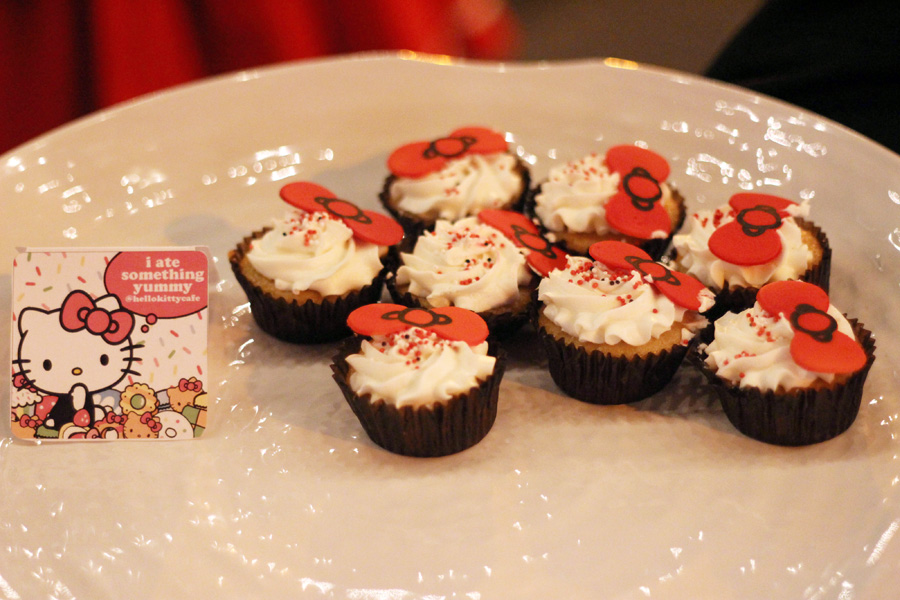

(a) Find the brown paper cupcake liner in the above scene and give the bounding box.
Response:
[331,338,506,457]
[385,274,537,339]
[693,318,876,446]
[229,230,391,344]
[379,158,531,242]
[524,183,686,261]
[536,324,693,405]
[687,218,832,321]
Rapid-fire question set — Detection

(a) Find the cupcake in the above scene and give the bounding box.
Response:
[331,303,505,457]
[697,280,875,445]
[671,192,830,317]
[229,181,404,343]
[527,145,686,259]
[380,126,530,239]
[387,210,566,338]
[535,240,714,404]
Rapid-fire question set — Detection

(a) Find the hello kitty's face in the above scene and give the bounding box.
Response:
[14,293,140,396]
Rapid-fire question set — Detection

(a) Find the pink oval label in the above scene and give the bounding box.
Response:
[104,250,208,318]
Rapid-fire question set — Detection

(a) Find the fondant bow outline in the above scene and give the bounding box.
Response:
[477,209,569,277]
[589,240,713,312]
[387,126,509,179]
[279,181,403,247]
[756,280,867,374]
[423,135,477,160]
[603,145,673,239]
[707,193,798,266]
[347,303,489,346]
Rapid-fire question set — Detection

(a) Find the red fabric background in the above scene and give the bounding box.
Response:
[0,0,520,153]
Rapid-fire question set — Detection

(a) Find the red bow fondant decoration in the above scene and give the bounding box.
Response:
[589,241,712,311]
[604,145,673,240]
[387,126,509,179]
[756,281,867,374]
[477,209,569,276]
[708,193,799,266]
[178,378,203,393]
[347,303,489,346]
[60,290,134,344]
[280,181,403,246]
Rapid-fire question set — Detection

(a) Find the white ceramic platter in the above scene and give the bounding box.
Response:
[2,53,899,599]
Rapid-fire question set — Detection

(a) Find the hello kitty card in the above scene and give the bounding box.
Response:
[10,248,210,441]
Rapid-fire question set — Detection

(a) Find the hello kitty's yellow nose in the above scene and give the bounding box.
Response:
[71,367,83,376]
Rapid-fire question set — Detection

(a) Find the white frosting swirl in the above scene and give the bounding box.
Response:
[533,152,674,236]
[395,217,532,313]
[389,153,524,220]
[671,201,812,289]
[247,210,384,296]
[346,327,496,406]
[538,256,707,346]
[703,302,855,391]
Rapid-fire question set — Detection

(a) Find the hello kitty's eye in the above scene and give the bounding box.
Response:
[42,359,52,371]
[100,354,109,366]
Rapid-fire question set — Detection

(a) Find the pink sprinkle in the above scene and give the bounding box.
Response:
[170,330,180,338]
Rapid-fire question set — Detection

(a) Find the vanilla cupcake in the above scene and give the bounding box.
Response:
[671,192,830,317]
[698,280,875,445]
[332,303,505,457]
[380,126,530,238]
[229,181,403,343]
[387,214,539,337]
[535,241,714,405]
[528,145,685,259]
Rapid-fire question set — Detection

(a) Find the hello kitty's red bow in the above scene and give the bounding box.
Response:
[140,412,162,433]
[103,412,126,425]
[18,415,43,429]
[178,378,203,393]
[347,303,489,346]
[280,181,403,246]
[60,290,134,344]
[387,126,509,179]
[477,209,569,276]
[756,281,867,373]
[603,145,673,240]
[708,193,798,265]
[589,241,712,311]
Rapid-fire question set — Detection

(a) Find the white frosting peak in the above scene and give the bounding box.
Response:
[395,217,532,313]
[346,327,495,406]
[389,153,523,220]
[246,210,384,296]
[538,256,706,347]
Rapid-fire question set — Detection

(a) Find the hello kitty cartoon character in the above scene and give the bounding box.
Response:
[12,290,143,431]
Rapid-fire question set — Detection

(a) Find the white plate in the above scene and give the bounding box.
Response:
[2,52,899,599]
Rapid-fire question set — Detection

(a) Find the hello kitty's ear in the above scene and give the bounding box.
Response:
[17,306,50,336]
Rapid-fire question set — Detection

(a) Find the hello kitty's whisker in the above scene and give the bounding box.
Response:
[120,343,145,352]
[11,358,31,364]
[12,369,31,377]
[121,368,142,376]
